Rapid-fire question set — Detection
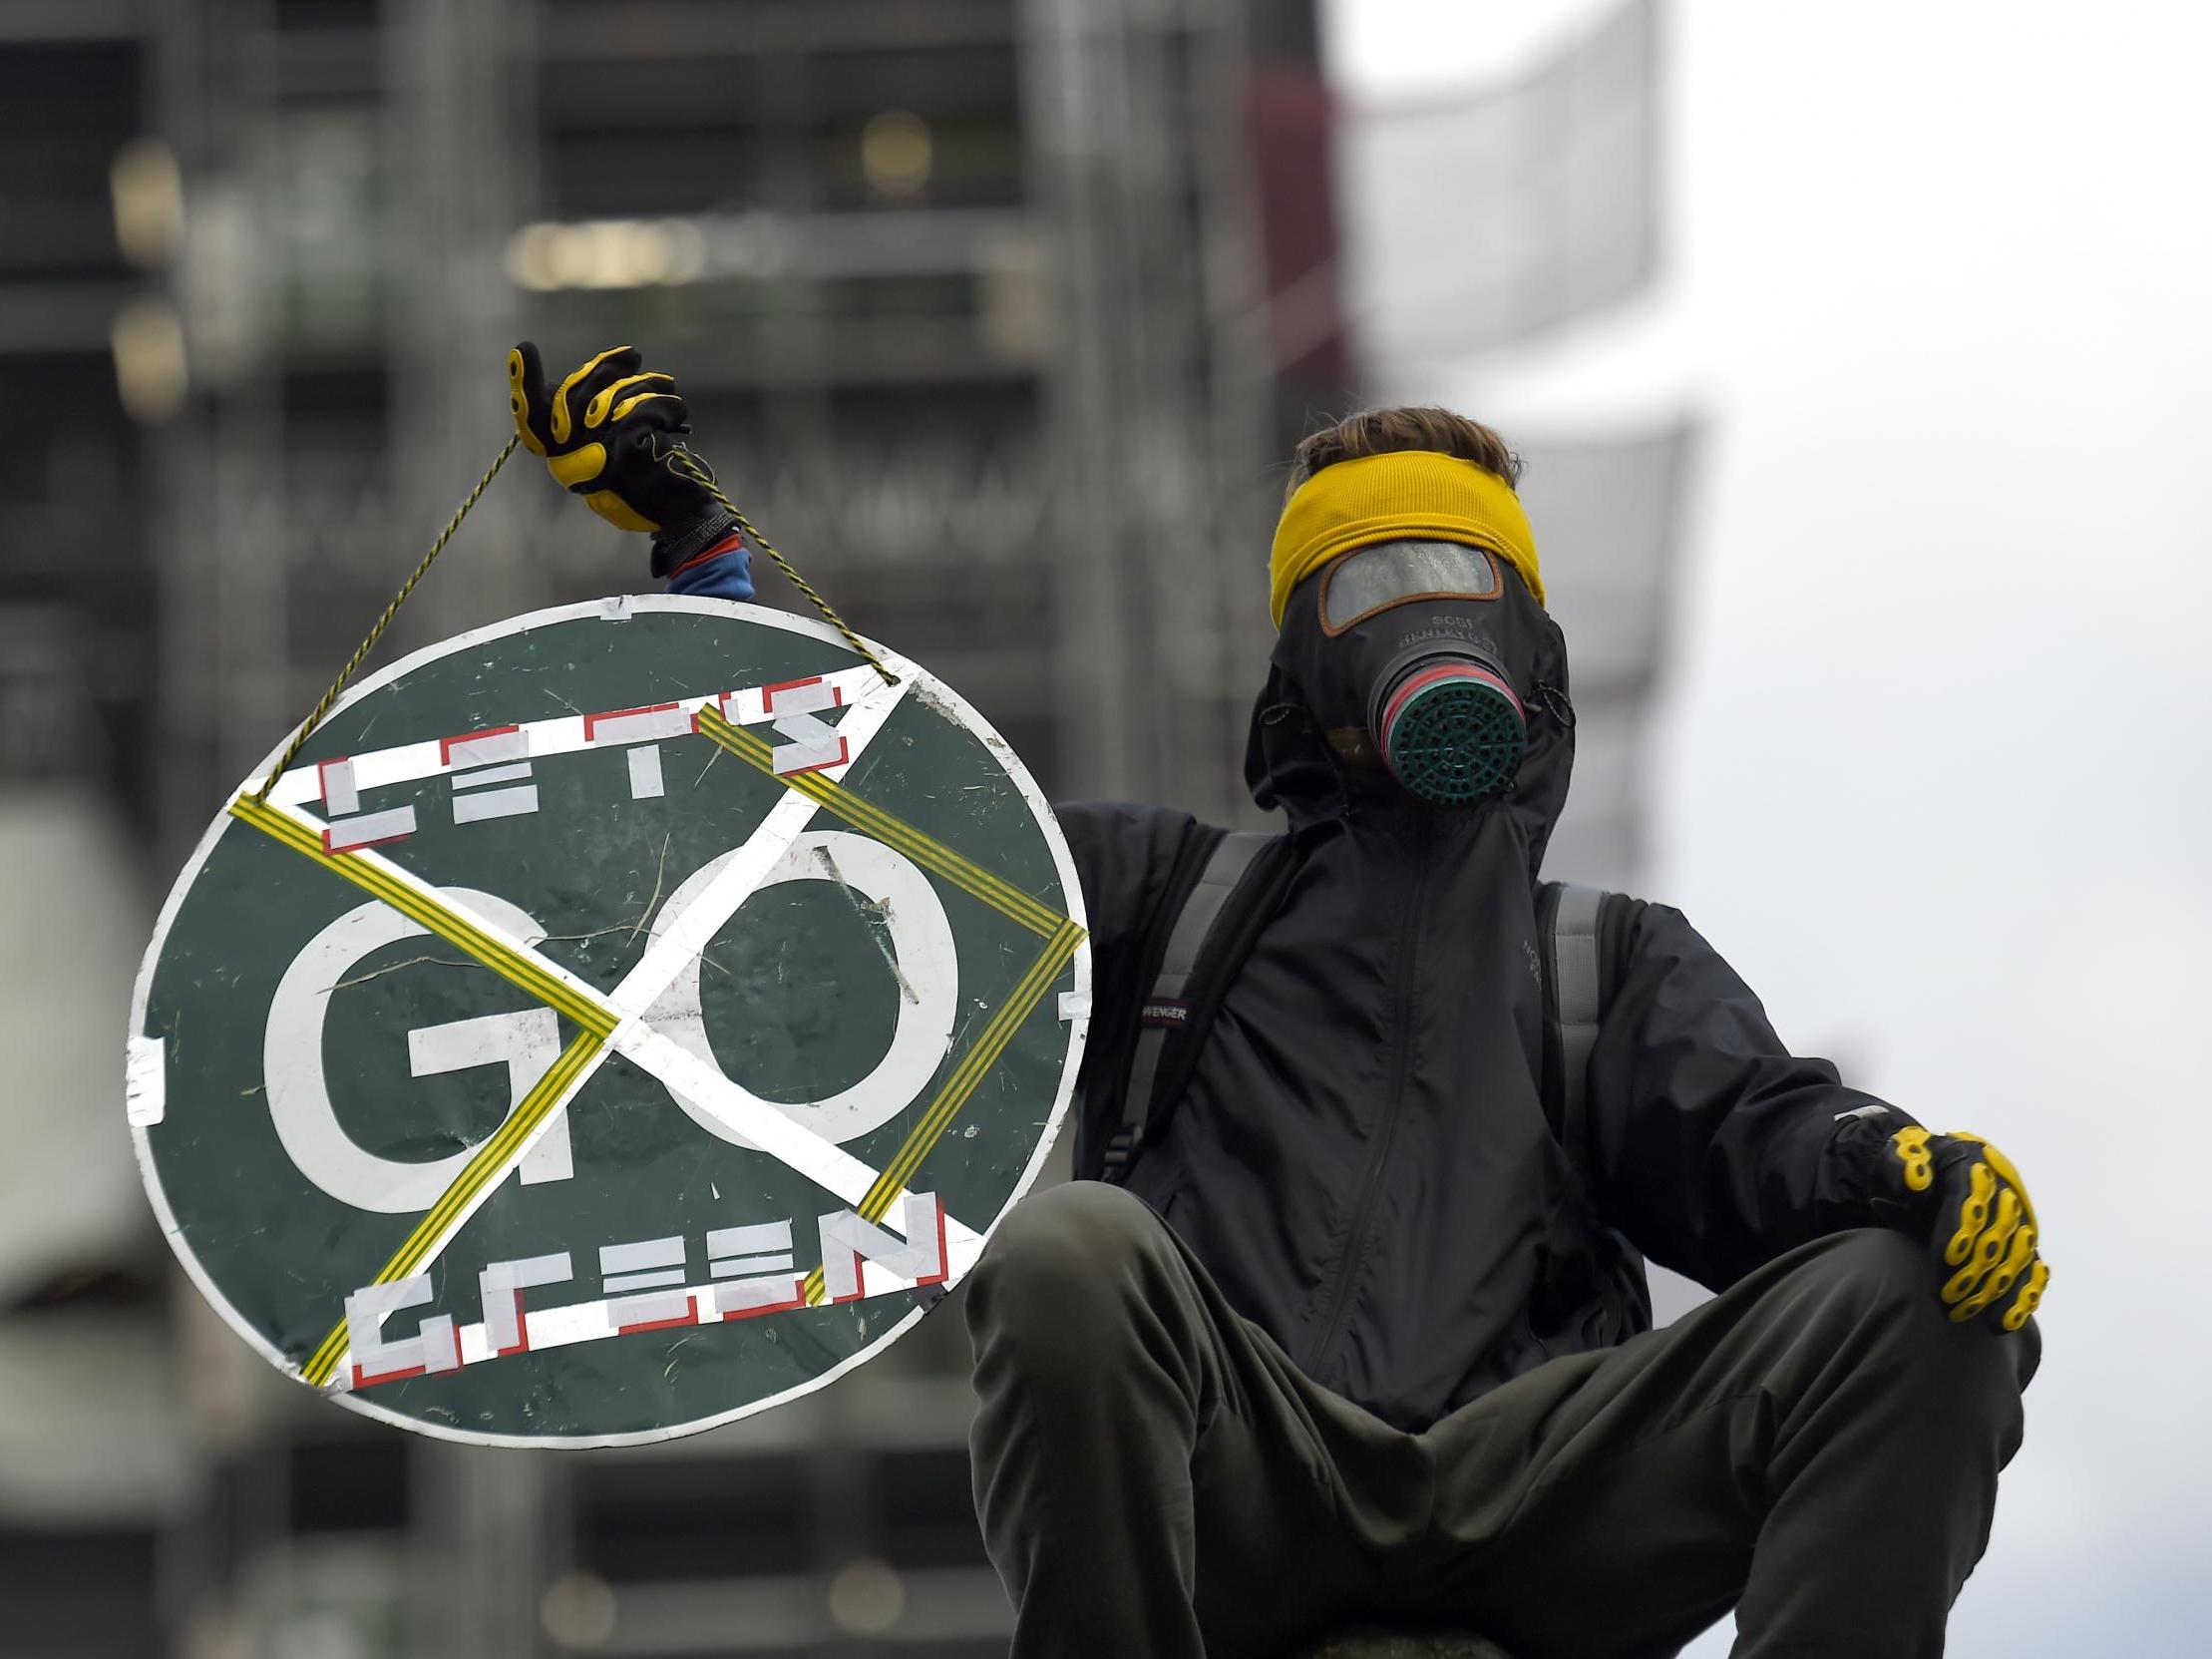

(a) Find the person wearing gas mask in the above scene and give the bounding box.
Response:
[512,348,2045,1659]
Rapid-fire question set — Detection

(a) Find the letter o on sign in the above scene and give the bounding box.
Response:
[641,830,959,1149]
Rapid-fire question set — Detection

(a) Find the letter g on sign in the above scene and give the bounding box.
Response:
[263,891,570,1213]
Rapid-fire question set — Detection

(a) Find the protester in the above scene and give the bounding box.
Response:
[512,343,2045,1659]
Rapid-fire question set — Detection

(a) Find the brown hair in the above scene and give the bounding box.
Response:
[1284,406,1522,503]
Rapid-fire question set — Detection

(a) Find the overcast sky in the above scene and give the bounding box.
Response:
[1323,3,2212,1654]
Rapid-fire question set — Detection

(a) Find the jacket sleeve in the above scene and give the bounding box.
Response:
[661,530,754,601]
[1052,800,1210,1176]
[1579,900,1920,1292]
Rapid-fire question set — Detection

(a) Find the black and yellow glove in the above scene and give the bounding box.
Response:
[507,342,730,554]
[1871,1126,2049,1332]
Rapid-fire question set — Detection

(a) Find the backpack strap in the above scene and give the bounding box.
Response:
[1100,830,1290,1183]
[1541,880,1610,1175]
[1539,879,1656,1336]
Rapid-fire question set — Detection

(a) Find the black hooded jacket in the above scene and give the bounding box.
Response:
[1055,565,1908,1431]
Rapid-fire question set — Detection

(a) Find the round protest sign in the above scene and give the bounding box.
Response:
[128,597,1088,1447]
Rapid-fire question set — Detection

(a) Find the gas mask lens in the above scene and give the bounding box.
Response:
[1319,540,1502,634]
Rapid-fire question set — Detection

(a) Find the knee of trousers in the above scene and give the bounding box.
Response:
[963,1181,1175,1358]
[1788,1227,2039,1406]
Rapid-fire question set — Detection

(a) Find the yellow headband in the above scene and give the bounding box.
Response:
[1268,450,1544,626]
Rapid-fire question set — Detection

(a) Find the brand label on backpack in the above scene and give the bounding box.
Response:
[1140,1000,1191,1028]
[130,598,1088,1447]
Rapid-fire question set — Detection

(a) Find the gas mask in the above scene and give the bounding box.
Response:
[1271,538,1570,809]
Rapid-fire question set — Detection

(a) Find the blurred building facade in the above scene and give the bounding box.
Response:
[1,2,1688,1655]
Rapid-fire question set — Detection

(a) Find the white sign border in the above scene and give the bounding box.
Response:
[127,595,1091,1450]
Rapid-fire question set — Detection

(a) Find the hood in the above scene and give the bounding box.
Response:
[1243,549,1578,881]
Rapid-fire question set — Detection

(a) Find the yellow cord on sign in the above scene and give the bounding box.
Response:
[253,435,893,800]
[256,436,522,801]
[667,450,899,687]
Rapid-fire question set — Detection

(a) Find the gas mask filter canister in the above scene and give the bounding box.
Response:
[1371,653,1526,806]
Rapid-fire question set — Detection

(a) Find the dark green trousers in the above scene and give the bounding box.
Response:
[964,1182,2036,1659]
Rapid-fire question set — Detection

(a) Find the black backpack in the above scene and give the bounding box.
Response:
[1094,829,1633,1185]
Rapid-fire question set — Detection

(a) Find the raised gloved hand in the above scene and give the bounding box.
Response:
[1869,1125,2048,1331]
[507,342,735,558]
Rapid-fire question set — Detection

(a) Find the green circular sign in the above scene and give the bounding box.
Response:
[129,598,1089,1447]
